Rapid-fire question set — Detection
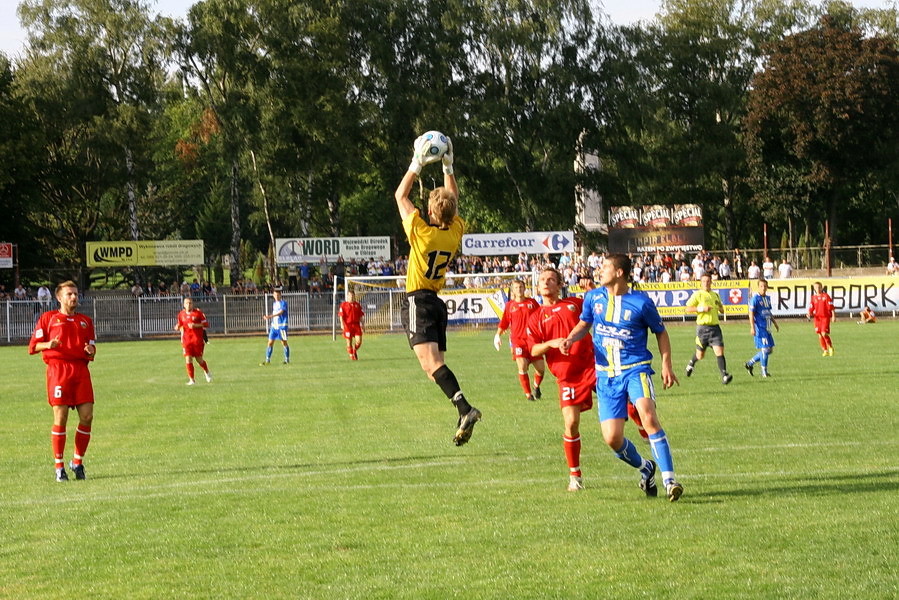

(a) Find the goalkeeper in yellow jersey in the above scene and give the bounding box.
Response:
[684,272,733,384]
[394,132,481,446]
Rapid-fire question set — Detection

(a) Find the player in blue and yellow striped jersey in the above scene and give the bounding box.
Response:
[562,254,683,502]
[745,278,779,378]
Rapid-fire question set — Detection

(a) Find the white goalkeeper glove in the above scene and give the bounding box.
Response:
[408,135,442,174]
[442,136,454,175]
[493,332,502,351]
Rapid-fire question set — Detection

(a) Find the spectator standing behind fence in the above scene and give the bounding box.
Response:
[887,256,898,276]
[778,258,792,279]
[15,283,27,300]
[733,249,744,278]
[747,260,760,279]
[718,258,732,280]
[130,282,143,298]
[762,256,775,279]
[37,284,52,308]
[176,297,212,385]
[28,281,96,482]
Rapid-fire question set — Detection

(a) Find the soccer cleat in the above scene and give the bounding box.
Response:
[822,351,829,357]
[533,385,542,400]
[204,372,213,383]
[640,459,658,497]
[453,407,482,446]
[282,360,290,365]
[745,362,754,377]
[259,361,270,366]
[828,347,834,356]
[525,394,534,402]
[761,370,771,378]
[56,467,69,482]
[666,480,684,502]
[186,379,196,386]
[685,364,693,377]
[722,373,733,385]
[567,476,584,492]
[69,461,86,480]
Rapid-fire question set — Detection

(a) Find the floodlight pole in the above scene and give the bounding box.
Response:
[889,218,893,260]
[825,220,832,277]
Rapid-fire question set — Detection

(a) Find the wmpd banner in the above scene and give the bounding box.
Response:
[86,240,204,267]
[462,231,575,256]
[276,237,391,263]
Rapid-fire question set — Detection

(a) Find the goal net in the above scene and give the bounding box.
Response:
[333,271,539,338]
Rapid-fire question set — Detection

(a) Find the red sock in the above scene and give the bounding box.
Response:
[627,403,649,440]
[186,363,195,379]
[825,335,833,349]
[518,373,532,396]
[198,360,209,373]
[73,423,91,466]
[534,372,544,388]
[819,336,828,350]
[52,425,66,468]
[563,436,581,477]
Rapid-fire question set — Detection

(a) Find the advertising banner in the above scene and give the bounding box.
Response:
[86,240,204,267]
[608,227,705,254]
[764,277,899,316]
[276,237,391,263]
[461,231,575,256]
[641,205,672,228]
[0,242,12,269]
[608,206,641,229]
[672,204,703,227]
[637,280,749,317]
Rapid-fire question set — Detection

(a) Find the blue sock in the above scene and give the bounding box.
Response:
[750,350,764,365]
[649,430,676,483]
[760,349,769,370]
[284,345,290,361]
[614,438,644,469]
[265,346,273,361]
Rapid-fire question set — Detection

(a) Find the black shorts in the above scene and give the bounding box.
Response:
[695,324,724,351]
[402,290,447,351]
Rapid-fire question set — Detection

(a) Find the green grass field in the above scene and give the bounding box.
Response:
[2,319,897,599]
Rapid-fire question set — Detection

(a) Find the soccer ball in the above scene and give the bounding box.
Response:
[420,130,449,160]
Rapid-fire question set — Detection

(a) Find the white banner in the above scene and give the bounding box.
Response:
[276,237,391,263]
[764,277,899,316]
[461,231,575,256]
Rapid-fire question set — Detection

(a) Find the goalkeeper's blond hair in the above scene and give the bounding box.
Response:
[428,187,457,228]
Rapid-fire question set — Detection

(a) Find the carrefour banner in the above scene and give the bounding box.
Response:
[276,237,391,263]
[462,231,575,256]
[86,240,204,267]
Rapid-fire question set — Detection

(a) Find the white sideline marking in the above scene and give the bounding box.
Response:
[11,439,897,506]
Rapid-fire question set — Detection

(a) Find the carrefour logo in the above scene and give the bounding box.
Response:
[545,234,570,251]
[463,231,573,256]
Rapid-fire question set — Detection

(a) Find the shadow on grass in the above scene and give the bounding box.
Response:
[689,468,899,503]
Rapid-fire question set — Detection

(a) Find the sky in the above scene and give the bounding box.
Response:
[0,0,891,59]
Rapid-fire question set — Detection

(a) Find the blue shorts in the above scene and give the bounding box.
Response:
[754,332,774,349]
[268,327,288,342]
[596,368,655,422]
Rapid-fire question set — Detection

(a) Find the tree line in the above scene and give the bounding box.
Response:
[1,0,898,288]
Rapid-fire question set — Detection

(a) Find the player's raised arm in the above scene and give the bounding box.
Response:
[442,136,458,204]
[395,135,442,220]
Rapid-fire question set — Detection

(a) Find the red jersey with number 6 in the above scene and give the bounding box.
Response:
[29,310,95,365]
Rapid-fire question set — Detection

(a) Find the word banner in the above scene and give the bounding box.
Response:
[276,237,391,263]
[87,240,204,267]
[462,231,575,256]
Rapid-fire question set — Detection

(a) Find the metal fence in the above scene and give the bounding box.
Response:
[1,292,336,343]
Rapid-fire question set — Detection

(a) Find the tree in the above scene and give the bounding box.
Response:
[745,11,899,249]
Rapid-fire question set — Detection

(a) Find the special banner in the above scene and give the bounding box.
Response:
[276,237,391,263]
[86,240,204,267]
[608,227,705,254]
[461,231,575,256]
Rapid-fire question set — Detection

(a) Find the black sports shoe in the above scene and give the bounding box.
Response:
[666,480,684,502]
[56,467,69,482]
[640,459,658,497]
[745,362,754,377]
[69,461,86,480]
[685,364,694,377]
[533,386,542,400]
[722,373,733,385]
[453,407,482,446]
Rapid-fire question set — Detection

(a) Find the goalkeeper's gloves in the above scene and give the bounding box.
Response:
[408,135,442,174]
[442,136,454,175]
[493,332,502,351]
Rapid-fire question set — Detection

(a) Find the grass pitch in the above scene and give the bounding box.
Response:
[2,319,897,599]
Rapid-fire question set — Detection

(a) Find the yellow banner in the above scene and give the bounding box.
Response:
[86,240,204,267]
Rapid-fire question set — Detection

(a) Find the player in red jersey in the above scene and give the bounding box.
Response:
[494,279,545,401]
[176,297,211,384]
[527,268,596,491]
[338,290,365,360]
[807,281,835,356]
[28,281,96,482]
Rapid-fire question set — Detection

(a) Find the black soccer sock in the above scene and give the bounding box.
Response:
[688,356,697,367]
[432,365,471,415]
[716,355,728,374]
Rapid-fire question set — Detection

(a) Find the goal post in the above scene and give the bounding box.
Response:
[334,271,539,339]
